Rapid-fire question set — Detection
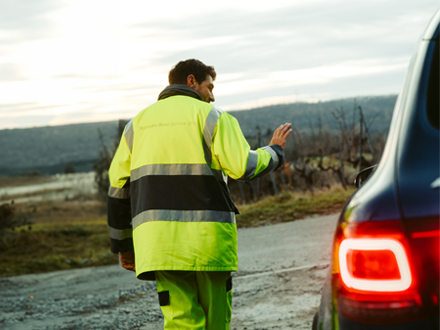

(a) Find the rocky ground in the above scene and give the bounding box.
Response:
[0,214,338,330]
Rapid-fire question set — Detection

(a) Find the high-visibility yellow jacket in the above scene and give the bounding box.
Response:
[107,84,284,280]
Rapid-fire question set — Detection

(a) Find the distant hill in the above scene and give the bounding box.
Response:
[0,121,121,176]
[0,95,397,176]
[230,95,397,138]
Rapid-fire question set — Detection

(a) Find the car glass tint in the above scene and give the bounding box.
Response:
[426,34,439,130]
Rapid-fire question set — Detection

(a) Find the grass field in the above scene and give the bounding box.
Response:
[0,220,118,277]
[0,186,355,277]
[236,186,354,227]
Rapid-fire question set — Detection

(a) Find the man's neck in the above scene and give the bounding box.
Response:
[158,84,202,101]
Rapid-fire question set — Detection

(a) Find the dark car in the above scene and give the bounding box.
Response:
[313,9,439,330]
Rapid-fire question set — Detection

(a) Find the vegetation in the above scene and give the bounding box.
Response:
[229,99,388,202]
[0,96,389,276]
[0,202,34,241]
[231,95,396,138]
[94,120,127,200]
[0,219,117,277]
[0,95,395,176]
[0,187,354,277]
[236,187,354,228]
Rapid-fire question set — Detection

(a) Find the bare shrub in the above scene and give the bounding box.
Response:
[94,120,127,201]
[0,201,35,242]
[64,163,75,174]
[229,100,388,201]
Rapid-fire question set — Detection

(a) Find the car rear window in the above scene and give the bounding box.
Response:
[426,36,439,130]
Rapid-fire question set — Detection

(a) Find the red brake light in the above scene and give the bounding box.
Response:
[339,238,412,292]
[348,249,400,280]
[334,219,439,325]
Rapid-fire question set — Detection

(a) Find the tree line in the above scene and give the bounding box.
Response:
[94,99,389,205]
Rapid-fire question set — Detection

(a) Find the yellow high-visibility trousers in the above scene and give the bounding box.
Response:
[155,271,232,330]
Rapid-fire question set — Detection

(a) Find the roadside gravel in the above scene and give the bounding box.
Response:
[0,214,338,330]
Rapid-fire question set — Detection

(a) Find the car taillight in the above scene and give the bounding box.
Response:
[339,238,412,292]
[333,220,423,325]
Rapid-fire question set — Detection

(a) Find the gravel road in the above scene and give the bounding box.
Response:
[0,214,338,330]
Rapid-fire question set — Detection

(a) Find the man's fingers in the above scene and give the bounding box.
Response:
[120,250,136,272]
[275,123,292,137]
[269,123,292,149]
[283,128,293,138]
[275,123,291,134]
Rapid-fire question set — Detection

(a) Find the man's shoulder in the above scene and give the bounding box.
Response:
[132,96,217,122]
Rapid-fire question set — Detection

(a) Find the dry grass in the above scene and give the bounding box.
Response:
[236,186,355,228]
[0,175,52,188]
[0,196,113,277]
[0,218,117,277]
[0,179,354,277]
[29,198,106,224]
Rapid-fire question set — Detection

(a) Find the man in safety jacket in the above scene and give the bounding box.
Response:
[107,59,292,330]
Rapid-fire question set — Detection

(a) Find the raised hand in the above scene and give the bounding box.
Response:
[269,123,292,149]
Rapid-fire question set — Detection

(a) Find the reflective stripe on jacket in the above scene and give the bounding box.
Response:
[107,84,284,280]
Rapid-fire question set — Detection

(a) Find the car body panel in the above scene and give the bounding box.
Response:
[338,314,434,330]
[422,10,440,40]
[396,35,439,219]
[406,216,440,321]
[395,14,439,324]
[315,9,440,330]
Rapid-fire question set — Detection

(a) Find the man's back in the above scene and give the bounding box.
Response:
[109,88,242,281]
[107,59,292,329]
[132,95,212,167]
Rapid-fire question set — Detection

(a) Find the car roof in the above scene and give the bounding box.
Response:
[422,8,440,40]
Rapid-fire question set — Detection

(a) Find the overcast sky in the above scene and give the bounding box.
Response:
[0,0,438,129]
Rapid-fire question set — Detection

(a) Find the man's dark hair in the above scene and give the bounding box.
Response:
[168,59,216,84]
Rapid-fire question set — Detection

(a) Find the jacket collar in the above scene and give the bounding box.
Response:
[158,84,202,101]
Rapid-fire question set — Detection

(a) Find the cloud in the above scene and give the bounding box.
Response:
[0,63,29,81]
[0,0,64,45]
[51,73,120,80]
[0,0,438,129]
[0,102,65,117]
[130,0,437,75]
[220,68,406,111]
[0,115,59,129]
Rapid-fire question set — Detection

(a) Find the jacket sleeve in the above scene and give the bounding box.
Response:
[211,111,284,181]
[107,125,133,254]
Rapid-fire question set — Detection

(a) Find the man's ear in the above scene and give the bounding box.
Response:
[186,74,198,89]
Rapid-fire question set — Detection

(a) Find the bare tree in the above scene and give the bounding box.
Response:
[316,114,347,190]
[0,201,35,242]
[317,148,347,190]
[294,159,317,192]
[94,120,127,201]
